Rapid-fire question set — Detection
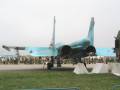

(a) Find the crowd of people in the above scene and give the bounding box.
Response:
[81,56,116,64]
[0,55,116,65]
[0,56,50,64]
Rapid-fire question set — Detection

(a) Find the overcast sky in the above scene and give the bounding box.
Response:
[0,0,120,49]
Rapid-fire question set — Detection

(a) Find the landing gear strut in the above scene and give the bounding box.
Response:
[47,56,54,70]
[57,57,61,67]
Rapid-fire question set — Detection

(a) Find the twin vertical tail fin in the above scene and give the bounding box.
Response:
[50,16,56,48]
[88,17,95,46]
[50,17,94,47]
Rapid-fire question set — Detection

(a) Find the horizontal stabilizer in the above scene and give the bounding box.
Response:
[96,48,116,56]
[25,47,58,56]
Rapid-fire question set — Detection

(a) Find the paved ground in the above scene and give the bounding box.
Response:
[0,64,95,71]
[0,64,43,71]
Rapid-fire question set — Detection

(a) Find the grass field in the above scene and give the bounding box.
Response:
[0,70,120,90]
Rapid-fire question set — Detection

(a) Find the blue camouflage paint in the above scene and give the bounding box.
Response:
[96,48,116,56]
[25,47,58,56]
[88,17,94,46]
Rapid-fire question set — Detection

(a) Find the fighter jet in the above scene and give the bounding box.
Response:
[2,16,116,61]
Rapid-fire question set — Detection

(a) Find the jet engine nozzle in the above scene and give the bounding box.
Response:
[59,45,72,57]
[86,46,96,55]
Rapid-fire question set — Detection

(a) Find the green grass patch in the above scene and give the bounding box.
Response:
[0,71,119,90]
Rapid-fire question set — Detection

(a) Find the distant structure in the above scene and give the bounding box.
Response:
[115,30,120,61]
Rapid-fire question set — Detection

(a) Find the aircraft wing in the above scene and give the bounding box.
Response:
[25,47,58,56]
[96,48,116,56]
[2,45,25,51]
